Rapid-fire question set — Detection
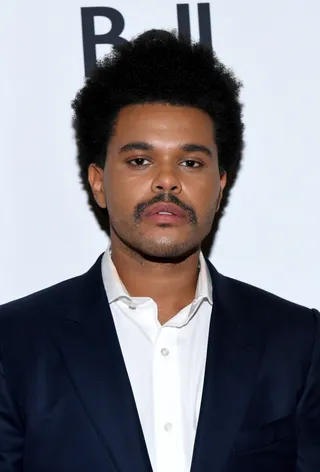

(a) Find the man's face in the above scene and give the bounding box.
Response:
[89,103,226,259]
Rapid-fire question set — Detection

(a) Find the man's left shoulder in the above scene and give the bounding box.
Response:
[216,269,319,332]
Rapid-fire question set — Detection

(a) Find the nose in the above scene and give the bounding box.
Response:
[151,164,182,194]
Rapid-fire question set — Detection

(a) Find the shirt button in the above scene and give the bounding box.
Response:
[160,348,170,357]
[164,422,172,432]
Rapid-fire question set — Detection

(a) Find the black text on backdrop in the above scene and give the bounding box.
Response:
[81,3,212,76]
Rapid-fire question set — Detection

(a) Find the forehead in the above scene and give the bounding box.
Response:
[112,103,215,144]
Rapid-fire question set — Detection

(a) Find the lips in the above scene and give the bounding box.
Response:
[143,203,186,218]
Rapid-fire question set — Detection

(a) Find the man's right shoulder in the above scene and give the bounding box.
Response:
[0,254,103,332]
[0,274,83,327]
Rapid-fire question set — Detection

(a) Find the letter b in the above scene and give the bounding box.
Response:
[81,7,127,77]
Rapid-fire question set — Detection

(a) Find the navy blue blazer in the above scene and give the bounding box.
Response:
[0,255,319,472]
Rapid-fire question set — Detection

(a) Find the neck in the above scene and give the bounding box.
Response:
[109,238,201,320]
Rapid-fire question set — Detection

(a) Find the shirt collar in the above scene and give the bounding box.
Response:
[101,243,213,307]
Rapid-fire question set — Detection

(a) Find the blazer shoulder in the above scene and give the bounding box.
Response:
[0,255,103,332]
[213,264,320,322]
[213,270,319,362]
[0,274,82,327]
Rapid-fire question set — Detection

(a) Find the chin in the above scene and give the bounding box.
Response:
[135,240,199,262]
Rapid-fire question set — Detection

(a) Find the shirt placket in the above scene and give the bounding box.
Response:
[153,325,187,472]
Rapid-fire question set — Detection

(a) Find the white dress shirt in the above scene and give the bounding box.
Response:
[101,245,213,472]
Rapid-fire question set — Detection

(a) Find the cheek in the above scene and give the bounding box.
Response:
[192,177,220,211]
[104,170,139,215]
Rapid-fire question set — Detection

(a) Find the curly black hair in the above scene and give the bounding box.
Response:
[72,29,244,235]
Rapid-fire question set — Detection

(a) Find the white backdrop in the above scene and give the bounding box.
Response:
[0,0,319,307]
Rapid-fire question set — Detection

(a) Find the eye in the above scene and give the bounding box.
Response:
[181,160,203,168]
[128,157,150,166]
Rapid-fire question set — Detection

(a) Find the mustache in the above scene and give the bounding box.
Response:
[134,193,198,224]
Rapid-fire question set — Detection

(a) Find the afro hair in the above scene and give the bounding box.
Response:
[72,28,245,235]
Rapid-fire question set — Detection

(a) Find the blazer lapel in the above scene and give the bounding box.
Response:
[45,256,152,472]
[191,260,269,472]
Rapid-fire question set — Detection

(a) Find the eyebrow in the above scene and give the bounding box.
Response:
[119,141,213,158]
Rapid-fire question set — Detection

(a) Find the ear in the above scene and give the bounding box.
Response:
[215,171,227,213]
[88,164,107,209]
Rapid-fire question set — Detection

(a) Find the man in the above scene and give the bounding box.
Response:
[0,29,319,472]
